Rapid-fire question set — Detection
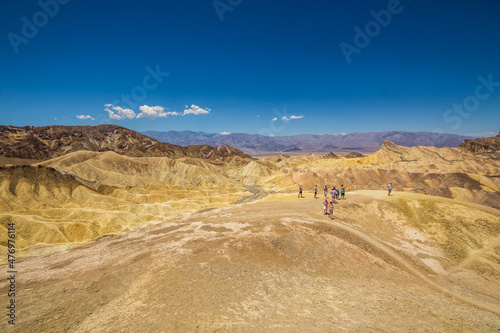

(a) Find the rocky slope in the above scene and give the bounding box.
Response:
[460,132,500,154]
[0,125,253,163]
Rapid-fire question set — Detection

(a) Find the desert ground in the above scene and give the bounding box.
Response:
[1,135,499,332]
[0,190,499,332]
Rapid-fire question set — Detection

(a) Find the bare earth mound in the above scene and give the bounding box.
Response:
[0,191,499,332]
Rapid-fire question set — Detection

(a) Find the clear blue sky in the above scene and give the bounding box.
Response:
[1,0,499,136]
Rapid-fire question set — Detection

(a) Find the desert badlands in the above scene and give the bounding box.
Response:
[0,125,499,332]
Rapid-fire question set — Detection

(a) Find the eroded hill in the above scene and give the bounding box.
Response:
[0,124,253,162]
[0,151,251,256]
[460,132,500,155]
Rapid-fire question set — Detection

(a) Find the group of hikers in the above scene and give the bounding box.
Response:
[297,182,394,220]
[297,184,346,220]
[321,185,346,219]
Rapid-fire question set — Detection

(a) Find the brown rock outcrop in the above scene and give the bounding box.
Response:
[459,132,500,154]
[0,125,253,163]
[339,151,365,158]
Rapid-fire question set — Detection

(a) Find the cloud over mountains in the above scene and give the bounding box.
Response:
[102,104,211,120]
[273,115,304,121]
[183,104,211,115]
[104,104,137,120]
[76,115,95,120]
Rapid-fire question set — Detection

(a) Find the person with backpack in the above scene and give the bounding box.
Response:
[298,184,303,198]
[388,183,392,196]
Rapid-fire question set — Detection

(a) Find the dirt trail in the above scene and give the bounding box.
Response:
[233,185,269,204]
[307,216,500,315]
[449,235,500,273]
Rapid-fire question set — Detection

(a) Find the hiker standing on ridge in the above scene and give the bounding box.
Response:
[340,185,346,200]
[324,185,328,199]
[328,201,334,219]
[388,183,392,196]
[314,185,318,199]
[298,184,303,198]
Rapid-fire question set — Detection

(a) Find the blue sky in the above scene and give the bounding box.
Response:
[1,0,499,136]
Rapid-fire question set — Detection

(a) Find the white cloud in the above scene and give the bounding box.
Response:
[103,103,212,120]
[220,131,231,135]
[136,105,180,119]
[256,115,260,118]
[281,115,303,121]
[76,114,95,120]
[104,104,136,120]
[183,104,210,115]
[272,117,278,121]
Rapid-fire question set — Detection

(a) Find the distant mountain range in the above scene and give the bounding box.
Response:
[142,130,475,154]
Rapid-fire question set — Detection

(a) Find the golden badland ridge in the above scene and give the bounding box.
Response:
[0,126,499,331]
